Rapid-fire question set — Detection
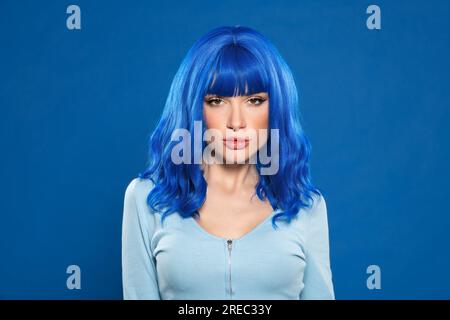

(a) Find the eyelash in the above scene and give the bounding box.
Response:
[205,97,267,106]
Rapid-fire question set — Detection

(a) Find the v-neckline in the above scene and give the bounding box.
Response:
[189,209,279,242]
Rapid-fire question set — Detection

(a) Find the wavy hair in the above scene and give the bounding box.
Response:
[138,25,322,229]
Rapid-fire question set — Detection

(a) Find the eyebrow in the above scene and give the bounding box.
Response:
[204,93,268,98]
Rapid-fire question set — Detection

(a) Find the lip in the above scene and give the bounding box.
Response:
[222,137,250,150]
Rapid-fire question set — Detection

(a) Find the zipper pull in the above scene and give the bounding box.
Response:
[227,239,233,249]
[227,239,233,298]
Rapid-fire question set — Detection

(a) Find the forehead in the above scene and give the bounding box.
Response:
[204,45,269,97]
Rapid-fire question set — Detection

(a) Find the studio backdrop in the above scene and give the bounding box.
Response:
[1,0,449,299]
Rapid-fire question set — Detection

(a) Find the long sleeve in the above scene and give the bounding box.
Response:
[299,194,335,300]
[121,178,161,300]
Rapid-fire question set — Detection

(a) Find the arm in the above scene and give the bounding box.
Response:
[121,178,161,300]
[299,194,335,300]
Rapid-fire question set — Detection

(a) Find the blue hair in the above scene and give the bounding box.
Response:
[138,25,322,229]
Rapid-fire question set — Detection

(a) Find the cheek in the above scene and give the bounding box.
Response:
[248,108,269,129]
[203,107,222,129]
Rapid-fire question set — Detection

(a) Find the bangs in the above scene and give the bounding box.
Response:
[205,44,269,97]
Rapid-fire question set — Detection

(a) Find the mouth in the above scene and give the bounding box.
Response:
[222,137,250,150]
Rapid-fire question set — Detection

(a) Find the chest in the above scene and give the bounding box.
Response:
[152,219,307,299]
[195,190,275,240]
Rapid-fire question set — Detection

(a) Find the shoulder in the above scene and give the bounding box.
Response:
[306,193,327,218]
[124,177,156,204]
[297,192,327,218]
[124,177,159,220]
[123,177,161,232]
[297,192,329,231]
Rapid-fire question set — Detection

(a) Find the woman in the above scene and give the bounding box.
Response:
[122,25,335,300]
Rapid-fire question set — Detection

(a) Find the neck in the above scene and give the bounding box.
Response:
[201,163,259,194]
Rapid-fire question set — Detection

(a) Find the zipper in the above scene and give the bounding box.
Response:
[227,239,233,298]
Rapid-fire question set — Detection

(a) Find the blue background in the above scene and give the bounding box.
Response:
[1,0,449,299]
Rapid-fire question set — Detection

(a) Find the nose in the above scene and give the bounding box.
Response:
[226,103,246,132]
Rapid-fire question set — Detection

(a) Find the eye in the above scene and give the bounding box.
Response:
[205,97,224,106]
[247,96,267,106]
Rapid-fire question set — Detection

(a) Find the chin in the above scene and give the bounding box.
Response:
[216,150,259,165]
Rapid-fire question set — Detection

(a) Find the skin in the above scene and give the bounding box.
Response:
[195,91,275,240]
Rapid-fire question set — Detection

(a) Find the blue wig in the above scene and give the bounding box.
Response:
[138,25,322,229]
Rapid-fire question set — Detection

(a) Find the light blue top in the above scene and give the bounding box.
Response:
[121,177,335,300]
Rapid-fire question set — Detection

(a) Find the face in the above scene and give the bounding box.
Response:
[202,92,269,164]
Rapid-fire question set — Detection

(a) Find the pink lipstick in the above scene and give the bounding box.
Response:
[223,137,250,150]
